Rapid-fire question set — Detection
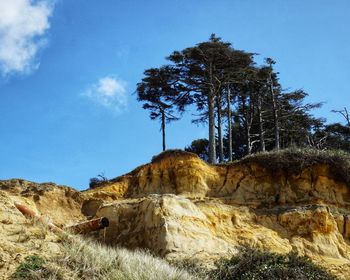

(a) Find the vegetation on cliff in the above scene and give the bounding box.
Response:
[3,151,350,280]
[136,35,349,164]
[142,148,350,185]
[12,241,338,280]
[10,236,193,280]
[239,148,350,185]
[173,249,337,280]
[209,249,337,280]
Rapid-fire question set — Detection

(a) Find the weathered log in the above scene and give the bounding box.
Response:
[14,201,64,234]
[65,217,109,234]
[14,201,109,235]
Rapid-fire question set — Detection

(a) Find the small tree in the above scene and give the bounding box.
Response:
[137,66,187,151]
[168,34,233,163]
[265,57,281,150]
[89,173,108,189]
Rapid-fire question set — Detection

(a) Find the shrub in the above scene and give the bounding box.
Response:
[89,173,108,189]
[12,255,46,279]
[209,249,337,280]
[170,258,208,279]
[239,148,350,185]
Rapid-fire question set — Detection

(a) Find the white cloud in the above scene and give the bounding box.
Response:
[83,76,128,113]
[0,0,54,75]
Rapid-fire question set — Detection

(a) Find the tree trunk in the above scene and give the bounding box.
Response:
[161,110,166,151]
[269,78,280,150]
[257,93,266,152]
[227,85,233,162]
[208,92,216,163]
[217,92,224,163]
[246,123,252,155]
[241,95,252,155]
[208,62,216,164]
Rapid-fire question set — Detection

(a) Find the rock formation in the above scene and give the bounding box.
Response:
[0,179,84,279]
[83,150,350,279]
[0,179,190,280]
[1,150,350,279]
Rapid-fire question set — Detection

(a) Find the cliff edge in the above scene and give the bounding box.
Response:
[83,149,350,279]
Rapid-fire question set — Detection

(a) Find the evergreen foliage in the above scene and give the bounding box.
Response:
[136,35,349,162]
[185,139,210,161]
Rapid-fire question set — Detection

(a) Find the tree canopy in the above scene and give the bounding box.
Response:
[136,35,350,162]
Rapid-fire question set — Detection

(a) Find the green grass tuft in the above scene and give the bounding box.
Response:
[12,255,46,279]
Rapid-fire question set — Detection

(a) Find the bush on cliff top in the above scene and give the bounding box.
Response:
[151,148,350,185]
[239,148,350,185]
[175,248,337,280]
[89,173,109,189]
[209,249,337,280]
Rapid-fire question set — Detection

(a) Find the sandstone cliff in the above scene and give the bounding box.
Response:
[1,150,349,279]
[0,179,84,279]
[0,179,191,280]
[83,150,350,279]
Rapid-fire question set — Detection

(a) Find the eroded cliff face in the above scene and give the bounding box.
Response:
[0,179,84,279]
[2,152,347,278]
[84,152,350,209]
[83,151,350,279]
[0,179,84,226]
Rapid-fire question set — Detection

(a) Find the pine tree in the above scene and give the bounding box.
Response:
[168,34,233,163]
[136,66,187,151]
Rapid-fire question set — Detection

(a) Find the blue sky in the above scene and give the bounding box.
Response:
[0,0,349,189]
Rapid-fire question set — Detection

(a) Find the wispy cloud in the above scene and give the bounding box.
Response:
[0,0,54,75]
[82,76,128,113]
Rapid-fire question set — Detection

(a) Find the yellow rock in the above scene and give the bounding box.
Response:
[2,151,350,279]
[0,179,84,279]
[84,151,350,279]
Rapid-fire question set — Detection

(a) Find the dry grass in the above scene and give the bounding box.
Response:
[12,236,339,280]
[151,149,198,163]
[12,234,196,280]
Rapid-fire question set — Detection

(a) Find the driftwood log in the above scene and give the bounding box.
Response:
[14,201,64,234]
[14,201,109,235]
[65,217,109,234]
